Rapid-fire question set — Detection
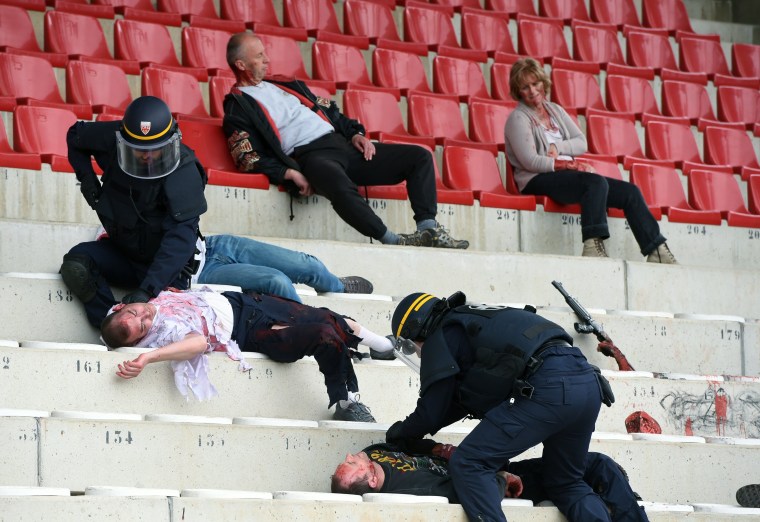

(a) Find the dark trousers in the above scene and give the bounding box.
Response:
[224,292,361,407]
[449,346,610,522]
[510,453,649,522]
[292,133,438,239]
[67,240,189,328]
[522,171,665,255]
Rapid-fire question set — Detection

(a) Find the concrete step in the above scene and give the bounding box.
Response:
[1,414,758,506]
[1,346,759,439]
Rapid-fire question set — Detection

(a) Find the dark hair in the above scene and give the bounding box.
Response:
[509,57,552,102]
[100,310,135,349]
[330,471,373,495]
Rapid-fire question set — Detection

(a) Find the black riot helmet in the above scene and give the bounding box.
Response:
[116,96,182,179]
[392,291,466,341]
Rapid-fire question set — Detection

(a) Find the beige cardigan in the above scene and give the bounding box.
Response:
[504,100,588,192]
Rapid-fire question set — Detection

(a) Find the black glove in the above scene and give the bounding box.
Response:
[78,173,102,209]
[122,289,152,305]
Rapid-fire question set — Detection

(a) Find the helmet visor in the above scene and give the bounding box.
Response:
[393,337,421,374]
[115,131,181,179]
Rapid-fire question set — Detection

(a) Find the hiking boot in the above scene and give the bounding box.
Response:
[339,276,373,294]
[582,238,608,258]
[646,242,677,264]
[397,230,426,246]
[333,397,376,422]
[370,335,397,360]
[737,484,760,508]
[420,224,470,249]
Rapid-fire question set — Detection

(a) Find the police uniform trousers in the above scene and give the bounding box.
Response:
[291,133,438,240]
[223,292,361,407]
[449,345,611,522]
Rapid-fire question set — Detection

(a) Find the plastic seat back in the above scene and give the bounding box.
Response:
[408,92,469,142]
[539,0,589,22]
[158,0,218,18]
[209,75,235,118]
[141,67,209,118]
[469,99,516,144]
[490,62,514,101]
[372,48,431,94]
[716,86,760,128]
[731,43,760,78]
[0,53,65,105]
[220,0,280,26]
[679,37,730,78]
[703,126,760,171]
[181,26,232,71]
[44,10,112,59]
[748,175,760,215]
[641,0,693,34]
[404,4,460,49]
[178,119,236,171]
[688,169,750,215]
[461,10,515,55]
[661,80,715,123]
[344,0,400,42]
[517,17,571,62]
[629,163,693,211]
[259,33,309,79]
[484,0,535,17]
[626,31,677,72]
[0,5,43,52]
[572,21,625,68]
[589,0,639,28]
[312,41,372,88]
[66,60,132,113]
[13,105,77,157]
[587,112,643,159]
[442,145,506,196]
[344,88,407,137]
[550,68,605,115]
[432,56,490,100]
[605,74,659,118]
[114,19,181,67]
[283,0,341,34]
[645,121,701,164]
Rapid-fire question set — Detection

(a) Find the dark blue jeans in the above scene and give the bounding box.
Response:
[522,171,665,256]
[449,346,611,522]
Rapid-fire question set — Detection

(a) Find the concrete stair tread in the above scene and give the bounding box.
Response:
[363,492,449,504]
[84,486,180,497]
[180,489,273,499]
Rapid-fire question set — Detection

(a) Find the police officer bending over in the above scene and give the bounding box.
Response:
[387,292,614,522]
[61,96,207,328]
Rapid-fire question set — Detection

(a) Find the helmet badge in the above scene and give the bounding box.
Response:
[140,121,151,135]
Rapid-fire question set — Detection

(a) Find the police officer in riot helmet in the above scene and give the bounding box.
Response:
[60,96,207,328]
[387,291,614,522]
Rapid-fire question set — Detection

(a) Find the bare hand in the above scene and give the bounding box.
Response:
[497,471,524,498]
[554,159,579,171]
[431,443,457,460]
[116,354,147,379]
[351,134,376,161]
[547,144,559,158]
[284,168,314,196]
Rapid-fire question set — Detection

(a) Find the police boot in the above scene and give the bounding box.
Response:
[59,253,99,302]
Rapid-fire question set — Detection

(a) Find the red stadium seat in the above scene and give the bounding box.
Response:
[258,33,309,79]
[431,0,481,11]
[641,0,694,35]
[629,163,721,224]
[661,80,715,124]
[731,43,760,78]
[688,169,760,227]
[432,55,490,101]
[0,5,67,67]
[678,37,730,80]
[66,60,132,115]
[219,0,279,28]
[550,68,605,116]
[405,2,478,56]
[0,53,92,119]
[157,0,244,31]
[372,47,432,95]
[460,9,515,57]
[605,74,659,119]
[209,75,235,119]
[311,41,373,89]
[408,91,495,151]
[343,0,399,44]
[44,11,140,75]
[181,26,234,76]
[0,113,42,170]
[716,86,760,130]
[114,19,208,81]
[626,30,677,73]
[178,119,269,189]
[572,20,625,69]
[469,98,516,149]
[703,126,760,175]
[586,111,645,163]
[12,105,78,172]
[283,0,368,47]
[516,15,571,64]
[748,174,760,215]
[484,0,535,18]
[141,66,216,123]
[490,62,514,101]
[539,0,589,24]
[93,0,181,26]
[644,120,701,168]
[443,145,536,210]
[589,0,639,29]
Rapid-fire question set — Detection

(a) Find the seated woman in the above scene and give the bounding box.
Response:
[504,57,676,263]
[101,287,395,421]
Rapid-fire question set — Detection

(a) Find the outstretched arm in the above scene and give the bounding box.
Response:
[116,334,207,379]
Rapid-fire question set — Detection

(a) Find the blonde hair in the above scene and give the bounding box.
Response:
[508,58,552,102]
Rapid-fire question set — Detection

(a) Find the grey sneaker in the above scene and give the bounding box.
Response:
[737,484,760,508]
[339,276,373,294]
[420,224,470,249]
[646,242,677,264]
[582,238,608,257]
[397,230,426,246]
[370,335,397,360]
[333,397,376,422]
